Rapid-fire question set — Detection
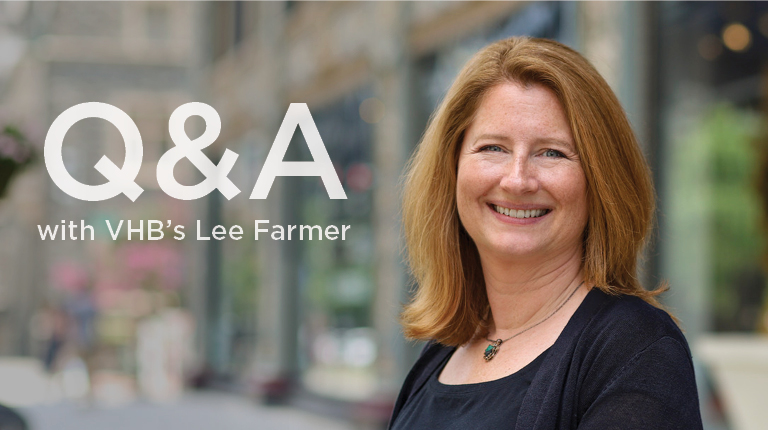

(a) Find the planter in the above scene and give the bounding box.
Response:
[697,335,768,430]
[0,125,34,198]
[0,158,19,198]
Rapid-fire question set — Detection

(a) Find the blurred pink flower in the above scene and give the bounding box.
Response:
[50,262,90,293]
[0,126,34,164]
[118,243,183,290]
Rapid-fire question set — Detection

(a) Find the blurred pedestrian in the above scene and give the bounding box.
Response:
[37,304,69,373]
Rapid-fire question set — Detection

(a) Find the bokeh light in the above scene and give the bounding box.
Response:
[722,22,752,52]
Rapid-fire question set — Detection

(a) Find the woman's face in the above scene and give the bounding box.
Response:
[456,82,588,263]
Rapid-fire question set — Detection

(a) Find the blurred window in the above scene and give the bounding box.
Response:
[657,1,768,333]
[51,2,122,38]
[411,2,562,149]
[145,4,170,41]
[291,90,376,400]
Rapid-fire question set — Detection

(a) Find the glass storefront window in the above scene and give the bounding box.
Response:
[290,92,377,399]
[658,1,768,335]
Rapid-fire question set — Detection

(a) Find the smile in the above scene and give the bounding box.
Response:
[491,204,551,219]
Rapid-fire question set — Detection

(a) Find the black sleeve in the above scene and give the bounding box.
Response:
[388,341,450,429]
[577,336,703,430]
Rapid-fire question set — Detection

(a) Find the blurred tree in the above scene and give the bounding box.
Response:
[693,105,765,331]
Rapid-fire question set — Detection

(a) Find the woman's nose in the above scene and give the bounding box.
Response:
[499,157,538,194]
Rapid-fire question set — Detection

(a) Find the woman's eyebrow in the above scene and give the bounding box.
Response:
[473,133,510,143]
[539,137,576,151]
[474,134,575,151]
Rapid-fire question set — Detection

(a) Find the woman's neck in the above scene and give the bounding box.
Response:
[480,246,585,336]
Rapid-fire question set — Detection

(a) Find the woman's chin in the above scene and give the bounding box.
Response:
[478,241,548,261]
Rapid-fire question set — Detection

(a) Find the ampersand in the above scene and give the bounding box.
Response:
[157,102,240,200]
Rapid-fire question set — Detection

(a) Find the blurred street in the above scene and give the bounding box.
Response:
[19,391,354,430]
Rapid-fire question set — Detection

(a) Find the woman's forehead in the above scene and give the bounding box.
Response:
[464,82,574,146]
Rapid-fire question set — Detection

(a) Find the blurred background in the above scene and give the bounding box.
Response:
[0,1,766,430]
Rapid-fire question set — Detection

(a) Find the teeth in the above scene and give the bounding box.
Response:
[493,205,548,219]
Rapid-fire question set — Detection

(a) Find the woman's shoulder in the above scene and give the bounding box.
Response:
[561,289,702,427]
[582,288,688,351]
[570,288,695,386]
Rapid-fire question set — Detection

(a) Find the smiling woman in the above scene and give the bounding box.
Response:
[456,82,588,266]
[389,37,703,430]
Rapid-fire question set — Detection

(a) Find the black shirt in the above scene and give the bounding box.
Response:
[389,289,703,430]
[391,346,550,430]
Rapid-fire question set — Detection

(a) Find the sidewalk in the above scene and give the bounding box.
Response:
[19,391,356,430]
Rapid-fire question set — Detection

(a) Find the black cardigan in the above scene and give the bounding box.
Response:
[389,288,703,429]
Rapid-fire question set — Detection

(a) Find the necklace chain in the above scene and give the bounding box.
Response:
[483,281,584,362]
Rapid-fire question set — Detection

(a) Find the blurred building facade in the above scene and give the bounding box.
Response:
[0,1,204,403]
[0,0,767,427]
[195,0,665,408]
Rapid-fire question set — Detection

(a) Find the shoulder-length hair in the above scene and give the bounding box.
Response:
[401,36,665,346]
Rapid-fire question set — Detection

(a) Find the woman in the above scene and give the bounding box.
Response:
[389,37,702,429]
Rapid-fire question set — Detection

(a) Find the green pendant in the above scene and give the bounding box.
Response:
[483,339,502,361]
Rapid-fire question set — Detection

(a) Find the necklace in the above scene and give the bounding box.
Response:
[482,281,584,362]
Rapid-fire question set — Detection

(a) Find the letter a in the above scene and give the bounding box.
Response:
[250,103,347,199]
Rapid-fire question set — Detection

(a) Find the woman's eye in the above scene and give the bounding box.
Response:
[480,145,503,152]
[543,149,565,158]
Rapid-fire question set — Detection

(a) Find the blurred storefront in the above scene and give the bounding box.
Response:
[200,1,575,414]
[656,1,768,336]
[653,3,768,428]
[184,3,768,427]
[0,0,204,406]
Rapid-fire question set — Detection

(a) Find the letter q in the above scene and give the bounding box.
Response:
[45,102,144,201]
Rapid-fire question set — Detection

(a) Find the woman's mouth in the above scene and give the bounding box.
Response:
[491,204,551,219]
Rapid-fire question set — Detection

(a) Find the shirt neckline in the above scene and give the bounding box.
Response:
[430,345,552,393]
